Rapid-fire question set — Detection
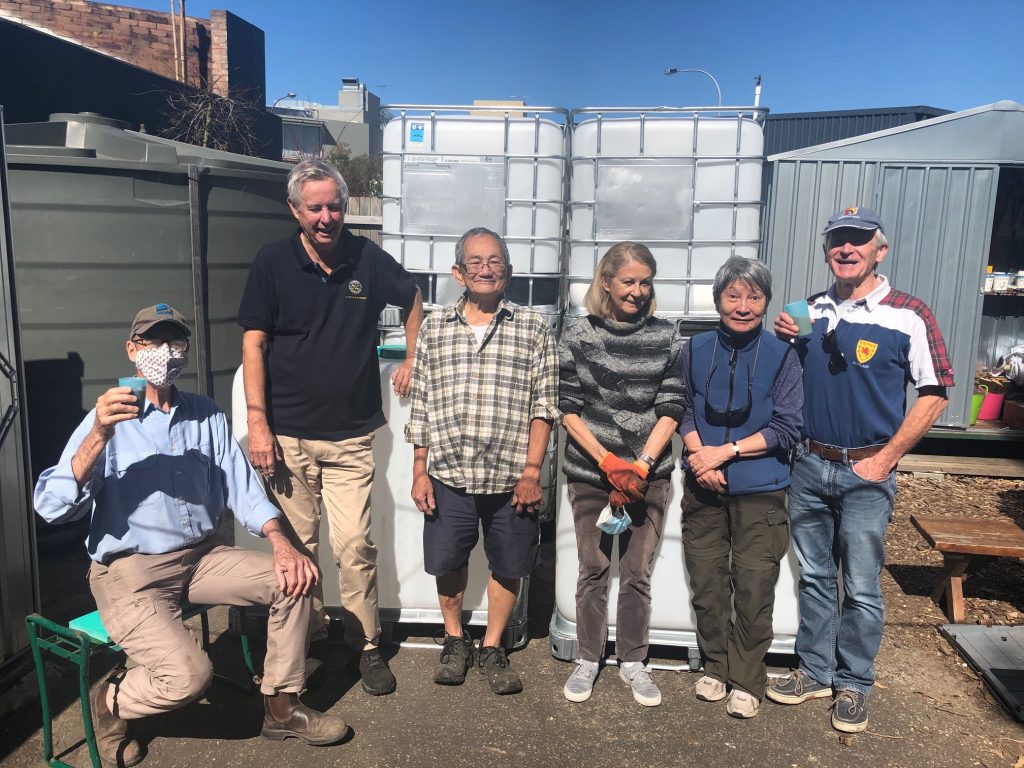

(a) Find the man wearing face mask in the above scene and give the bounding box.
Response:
[34,304,350,767]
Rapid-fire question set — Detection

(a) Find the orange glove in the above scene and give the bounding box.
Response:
[632,459,650,479]
[599,453,648,502]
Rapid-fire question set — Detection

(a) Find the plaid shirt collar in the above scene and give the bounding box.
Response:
[443,294,518,324]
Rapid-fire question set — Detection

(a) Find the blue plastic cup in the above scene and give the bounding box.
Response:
[783,299,813,337]
[118,376,148,419]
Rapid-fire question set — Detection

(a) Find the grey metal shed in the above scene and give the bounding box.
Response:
[763,100,1024,430]
[4,113,296,481]
[0,108,37,671]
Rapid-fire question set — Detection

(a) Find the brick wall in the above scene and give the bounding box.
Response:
[0,0,231,96]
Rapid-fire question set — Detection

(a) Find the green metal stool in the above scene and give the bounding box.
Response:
[25,605,255,768]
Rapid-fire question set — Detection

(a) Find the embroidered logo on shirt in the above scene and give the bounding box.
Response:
[348,280,363,296]
[856,339,878,364]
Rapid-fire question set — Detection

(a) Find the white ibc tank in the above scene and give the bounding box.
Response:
[230,357,536,645]
[568,109,765,318]
[382,107,567,310]
[549,433,799,660]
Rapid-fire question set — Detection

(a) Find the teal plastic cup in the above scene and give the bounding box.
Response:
[783,299,813,337]
[119,376,148,418]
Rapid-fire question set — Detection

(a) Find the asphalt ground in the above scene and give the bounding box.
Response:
[2,523,1022,768]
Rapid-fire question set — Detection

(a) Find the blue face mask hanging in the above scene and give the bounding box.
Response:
[596,505,632,535]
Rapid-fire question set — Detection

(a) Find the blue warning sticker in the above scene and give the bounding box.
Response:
[409,122,424,143]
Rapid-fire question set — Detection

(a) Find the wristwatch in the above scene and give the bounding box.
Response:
[638,452,656,468]
[732,442,741,457]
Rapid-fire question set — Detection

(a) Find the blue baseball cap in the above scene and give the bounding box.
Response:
[822,206,885,235]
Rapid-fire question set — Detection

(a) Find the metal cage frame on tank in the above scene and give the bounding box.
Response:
[566,104,769,322]
[381,104,570,329]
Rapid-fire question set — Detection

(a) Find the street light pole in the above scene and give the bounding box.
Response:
[663,68,722,107]
[270,92,297,111]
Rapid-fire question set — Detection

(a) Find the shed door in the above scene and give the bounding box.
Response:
[0,107,38,667]
[873,163,999,427]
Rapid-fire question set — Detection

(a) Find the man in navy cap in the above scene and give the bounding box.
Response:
[766,207,954,733]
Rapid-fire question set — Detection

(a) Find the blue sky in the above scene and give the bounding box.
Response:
[131,0,1020,114]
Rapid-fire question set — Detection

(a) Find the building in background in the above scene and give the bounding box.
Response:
[764,106,950,157]
[0,0,281,159]
[270,78,384,161]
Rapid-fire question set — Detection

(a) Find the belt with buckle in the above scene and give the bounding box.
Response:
[806,439,884,462]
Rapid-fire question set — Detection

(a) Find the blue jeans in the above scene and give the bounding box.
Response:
[788,444,896,697]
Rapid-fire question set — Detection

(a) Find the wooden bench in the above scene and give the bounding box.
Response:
[910,514,1024,623]
[26,605,254,768]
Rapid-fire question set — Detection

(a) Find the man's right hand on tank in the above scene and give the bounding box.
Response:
[248,421,281,478]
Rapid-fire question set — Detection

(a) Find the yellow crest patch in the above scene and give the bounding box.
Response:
[856,339,878,364]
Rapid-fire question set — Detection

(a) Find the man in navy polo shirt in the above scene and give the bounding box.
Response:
[239,159,423,696]
[765,207,954,733]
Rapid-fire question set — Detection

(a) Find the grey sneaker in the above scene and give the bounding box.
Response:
[765,669,831,705]
[831,689,868,733]
[563,660,599,703]
[618,662,661,707]
[694,675,726,702]
[434,632,474,685]
[476,646,523,695]
[726,689,760,719]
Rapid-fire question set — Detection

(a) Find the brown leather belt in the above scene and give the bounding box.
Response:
[806,439,885,462]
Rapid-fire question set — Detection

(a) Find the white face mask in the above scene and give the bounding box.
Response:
[134,345,188,387]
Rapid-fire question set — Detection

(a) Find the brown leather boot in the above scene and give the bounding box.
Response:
[261,693,349,746]
[89,674,144,768]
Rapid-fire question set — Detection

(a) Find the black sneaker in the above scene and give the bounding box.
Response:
[765,669,832,704]
[359,648,397,695]
[434,632,474,685]
[831,689,868,733]
[475,646,523,695]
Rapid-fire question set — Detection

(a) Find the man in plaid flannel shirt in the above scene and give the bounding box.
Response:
[405,227,558,695]
[766,206,954,734]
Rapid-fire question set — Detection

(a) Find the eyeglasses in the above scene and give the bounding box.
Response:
[460,258,507,275]
[132,337,189,354]
[822,329,847,374]
[703,336,760,428]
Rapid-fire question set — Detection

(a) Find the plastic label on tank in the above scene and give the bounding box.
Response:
[409,123,425,143]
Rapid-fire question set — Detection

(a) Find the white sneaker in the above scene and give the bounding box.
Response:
[726,689,760,719]
[563,660,598,703]
[618,662,661,707]
[695,675,726,702]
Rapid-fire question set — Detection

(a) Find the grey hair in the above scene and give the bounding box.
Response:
[873,229,888,247]
[454,227,510,266]
[584,241,658,320]
[287,158,349,207]
[712,257,773,307]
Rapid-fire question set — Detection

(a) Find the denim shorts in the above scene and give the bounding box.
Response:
[422,477,539,579]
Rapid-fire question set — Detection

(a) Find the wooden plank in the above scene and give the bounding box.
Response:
[911,514,1024,557]
[898,454,1024,477]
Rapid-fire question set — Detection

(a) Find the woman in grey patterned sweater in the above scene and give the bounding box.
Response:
[557,242,686,707]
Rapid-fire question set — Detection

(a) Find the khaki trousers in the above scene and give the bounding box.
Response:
[89,544,310,719]
[681,477,789,700]
[269,433,381,650]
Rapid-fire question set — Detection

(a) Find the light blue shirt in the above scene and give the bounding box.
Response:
[34,389,279,564]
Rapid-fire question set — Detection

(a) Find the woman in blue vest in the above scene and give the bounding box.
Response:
[680,256,803,719]
[558,242,685,707]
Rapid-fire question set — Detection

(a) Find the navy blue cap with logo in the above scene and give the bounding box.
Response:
[822,206,885,235]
